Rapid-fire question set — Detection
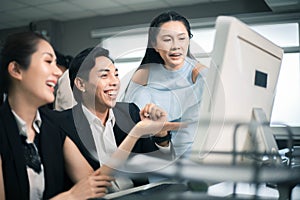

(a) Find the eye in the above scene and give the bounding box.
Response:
[115,73,119,77]
[97,72,107,78]
[163,38,171,42]
[179,37,186,40]
[46,60,52,64]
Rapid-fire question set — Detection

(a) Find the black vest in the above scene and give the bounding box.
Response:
[0,101,66,200]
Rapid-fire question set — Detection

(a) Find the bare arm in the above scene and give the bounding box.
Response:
[99,104,184,175]
[63,136,94,182]
[50,126,151,199]
[50,137,113,200]
[131,65,149,86]
[50,169,113,200]
[98,132,140,175]
[0,156,5,200]
[192,62,207,83]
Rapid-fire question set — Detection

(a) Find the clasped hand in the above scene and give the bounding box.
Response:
[134,103,186,138]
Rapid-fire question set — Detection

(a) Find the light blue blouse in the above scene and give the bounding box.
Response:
[124,57,207,157]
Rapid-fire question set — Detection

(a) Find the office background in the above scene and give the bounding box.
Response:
[0,0,299,140]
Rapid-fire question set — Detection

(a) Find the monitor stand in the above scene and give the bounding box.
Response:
[240,108,281,165]
[250,108,298,200]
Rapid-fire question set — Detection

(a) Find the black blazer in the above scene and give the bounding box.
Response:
[56,102,172,186]
[0,101,66,200]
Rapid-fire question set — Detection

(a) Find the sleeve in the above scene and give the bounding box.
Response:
[128,102,141,123]
[54,70,77,111]
[155,143,172,153]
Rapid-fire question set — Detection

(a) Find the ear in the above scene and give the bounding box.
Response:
[74,77,86,92]
[8,61,22,80]
[151,41,159,53]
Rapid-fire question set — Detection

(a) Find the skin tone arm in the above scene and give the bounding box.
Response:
[98,120,181,175]
[97,103,184,175]
[131,65,149,86]
[50,136,114,200]
[63,137,96,181]
[192,62,207,84]
[0,156,5,200]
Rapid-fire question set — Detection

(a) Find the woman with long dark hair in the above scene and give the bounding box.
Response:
[124,11,207,158]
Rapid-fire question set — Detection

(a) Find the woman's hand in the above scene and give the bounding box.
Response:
[67,169,114,200]
[140,103,167,121]
[133,103,185,138]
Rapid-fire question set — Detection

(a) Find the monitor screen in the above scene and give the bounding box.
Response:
[191,16,284,164]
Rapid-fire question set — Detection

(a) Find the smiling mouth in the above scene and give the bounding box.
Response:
[105,90,118,98]
[46,81,56,89]
[169,53,182,58]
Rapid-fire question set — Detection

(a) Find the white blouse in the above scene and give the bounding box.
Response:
[12,110,45,200]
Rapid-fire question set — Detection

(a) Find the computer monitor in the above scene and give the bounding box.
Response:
[191,16,284,165]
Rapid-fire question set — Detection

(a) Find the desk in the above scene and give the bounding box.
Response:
[121,155,300,199]
[208,182,279,199]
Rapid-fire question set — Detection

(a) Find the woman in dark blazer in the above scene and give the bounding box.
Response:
[0,31,115,200]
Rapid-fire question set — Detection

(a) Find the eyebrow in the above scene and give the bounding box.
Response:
[177,33,187,36]
[97,68,118,72]
[161,33,187,37]
[43,52,54,58]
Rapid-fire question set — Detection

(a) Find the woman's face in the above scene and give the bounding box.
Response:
[19,40,62,106]
[84,56,120,110]
[154,21,190,70]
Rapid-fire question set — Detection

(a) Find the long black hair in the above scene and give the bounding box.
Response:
[141,11,193,65]
[0,31,47,97]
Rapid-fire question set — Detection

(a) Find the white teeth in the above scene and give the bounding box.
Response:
[107,91,117,95]
[46,82,55,88]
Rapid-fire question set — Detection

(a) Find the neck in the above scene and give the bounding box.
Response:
[84,103,109,125]
[8,94,37,126]
[164,62,184,71]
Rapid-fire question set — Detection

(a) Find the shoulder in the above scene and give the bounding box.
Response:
[192,62,207,83]
[39,106,75,133]
[131,64,150,86]
[39,106,71,122]
[39,107,67,142]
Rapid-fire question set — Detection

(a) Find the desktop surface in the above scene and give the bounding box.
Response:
[102,182,188,200]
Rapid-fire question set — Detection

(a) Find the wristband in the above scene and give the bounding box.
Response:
[152,132,172,144]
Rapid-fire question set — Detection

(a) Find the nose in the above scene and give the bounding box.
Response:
[53,64,63,78]
[171,39,180,50]
[110,74,120,87]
